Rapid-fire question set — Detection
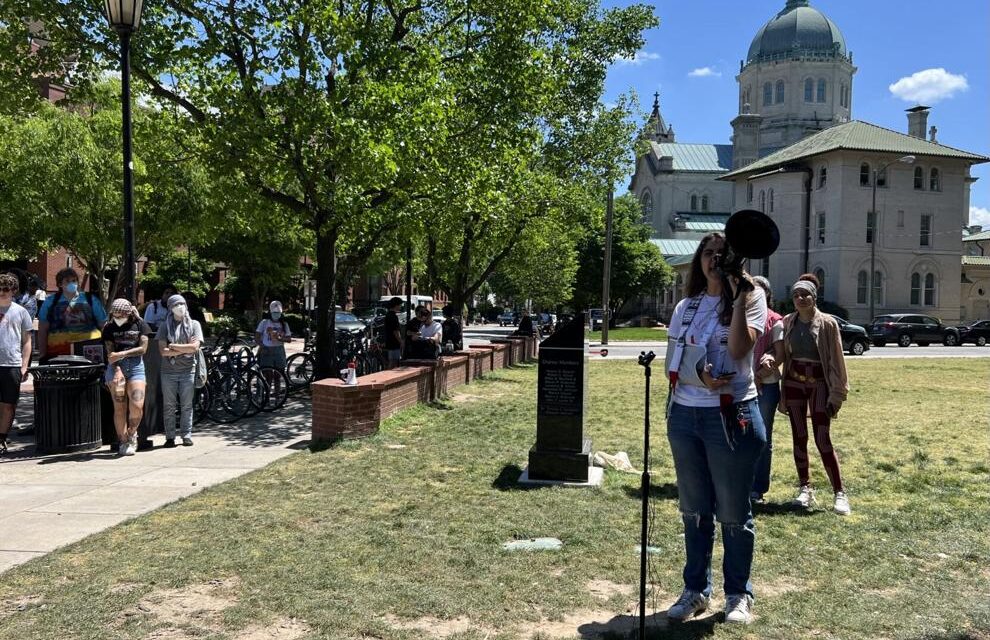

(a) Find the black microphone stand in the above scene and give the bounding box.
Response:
[637,350,656,639]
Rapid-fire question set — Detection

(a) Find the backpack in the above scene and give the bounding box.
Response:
[46,290,95,327]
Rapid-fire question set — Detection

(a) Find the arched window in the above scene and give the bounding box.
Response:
[701,195,709,212]
[763,82,772,106]
[924,273,936,306]
[877,167,888,188]
[818,165,827,189]
[640,191,653,223]
[814,268,826,300]
[804,78,814,102]
[769,188,774,212]
[860,163,871,186]
[760,190,766,212]
[914,166,924,190]
[775,80,785,104]
[910,272,921,305]
[930,168,941,191]
[817,78,826,102]
[841,84,848,107]
[873,270,884,306]
[857,270,868,304]
[690,194,698,211]
[747,182,754,203]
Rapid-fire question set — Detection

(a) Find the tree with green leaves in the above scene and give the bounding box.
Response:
[571,193,673,318]
[0,0,657,377]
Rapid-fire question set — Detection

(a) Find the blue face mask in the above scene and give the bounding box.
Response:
[65,282,79,295]
[271,312,282,320]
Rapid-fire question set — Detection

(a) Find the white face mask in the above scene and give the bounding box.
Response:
[271,312,282,320]
[171,304,187,319]
[113,317,128,327]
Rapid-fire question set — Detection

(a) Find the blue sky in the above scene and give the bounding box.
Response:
[603,0,990,227]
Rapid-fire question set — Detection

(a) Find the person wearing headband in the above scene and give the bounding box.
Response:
[102,298,153,456]
[663,232,768,625]
[156,294,204,447]
[779,273,850,515]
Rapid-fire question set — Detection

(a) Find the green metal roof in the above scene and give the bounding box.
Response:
[963,230,990,242]
[962,256,990,266]
[721,120,990,179]
[651,238,701,257]
[684,221,726,232]
[665,254,695,267]
[651,142,734,172]
[747,1,847,66]
[672,213,730,232]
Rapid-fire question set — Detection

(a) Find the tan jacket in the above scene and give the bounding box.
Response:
[779,309,849,411]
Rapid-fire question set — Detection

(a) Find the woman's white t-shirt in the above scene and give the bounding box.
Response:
[419,320,443,341]
[667,288,767,407]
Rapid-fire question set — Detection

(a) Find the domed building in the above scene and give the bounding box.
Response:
[631,0,989,325]
[731,0,855,168]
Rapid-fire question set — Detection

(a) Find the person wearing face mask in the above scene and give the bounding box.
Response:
[102,299,152,456]
[255,301,292,370]
[157,294,204,447]
[143,284,177,332]
[0,273,33,454]
[37,268,107,363]
[779,273,850,515]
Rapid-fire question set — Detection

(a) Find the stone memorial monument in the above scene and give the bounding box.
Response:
[520,313,602,486]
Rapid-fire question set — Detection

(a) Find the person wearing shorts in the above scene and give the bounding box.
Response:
[255,301,291,369]
[0,273,33,454]
[102,299,152,456]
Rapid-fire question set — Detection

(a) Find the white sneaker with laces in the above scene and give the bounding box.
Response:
[792,485,814,508]
[667,589,710,621]
[122,442,136,456]
[833,491,851,515]
[724,594,754,624]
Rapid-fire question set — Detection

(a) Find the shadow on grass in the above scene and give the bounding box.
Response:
[751,501,820,517]
[904,633,989,640]
[623,482,679,502]
[575,611,718,639]
[492,464,543,491]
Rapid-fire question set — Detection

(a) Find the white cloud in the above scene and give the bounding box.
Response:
[970,206,990,228]
[889,68,968,103]
[688,66,721,78]
[612,51,660,66]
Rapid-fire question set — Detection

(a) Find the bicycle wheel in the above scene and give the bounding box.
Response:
[286,353,315,389]
[207,374,251,423]
[243,369,268,417]
[194,386,210,424]
[259,367,290,412]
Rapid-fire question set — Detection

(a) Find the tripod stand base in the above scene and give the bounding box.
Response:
[518,465,603,488]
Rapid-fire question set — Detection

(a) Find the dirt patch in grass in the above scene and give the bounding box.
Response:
[383,614,497,637]
[585,579,632,601]
[119,577,241,633]
[449,392,485,403]
[760,578,810,597]
[0,594,43,619]
[232,618,311,640]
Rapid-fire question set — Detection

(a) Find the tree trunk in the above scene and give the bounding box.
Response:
[313,225,338,380]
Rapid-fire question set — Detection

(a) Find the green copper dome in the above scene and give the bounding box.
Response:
[746,0,847,65]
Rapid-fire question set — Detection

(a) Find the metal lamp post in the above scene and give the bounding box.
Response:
[868,155,915,322]
[103,0,144,300]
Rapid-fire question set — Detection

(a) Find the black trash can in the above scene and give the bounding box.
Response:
[31,356,104,455]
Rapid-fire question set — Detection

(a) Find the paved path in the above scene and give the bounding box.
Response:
[0,390,311,575]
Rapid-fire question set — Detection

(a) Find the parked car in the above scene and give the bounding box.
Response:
[432,308,446,323]
[868,314,946,347]
[498,311,517,327]
[830,315,870,356]
[943,319,990,346]
[334,311,370,335]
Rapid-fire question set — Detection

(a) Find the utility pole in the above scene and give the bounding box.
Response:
[601,188,614,345]
[405,244,413,324]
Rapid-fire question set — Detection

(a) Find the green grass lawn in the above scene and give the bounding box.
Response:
[585,327,668,342]
[1,360,988,640]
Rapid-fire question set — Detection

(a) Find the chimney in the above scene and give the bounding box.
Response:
[971,225,984,235]
[906,105,930,139]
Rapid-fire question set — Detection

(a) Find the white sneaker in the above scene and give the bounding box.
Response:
[667,589,710,621]
[122,442,136,456]
[833,491,851,516]
[724,594,754,624]
[792,485,814,508]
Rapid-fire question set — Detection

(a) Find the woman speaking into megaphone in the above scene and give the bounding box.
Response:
[662,229,769,625]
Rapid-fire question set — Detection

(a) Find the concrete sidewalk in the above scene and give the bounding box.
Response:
[0,390,311,575]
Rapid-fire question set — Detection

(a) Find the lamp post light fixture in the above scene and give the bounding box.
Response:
[869,154,915,322]
[103,0,144,301]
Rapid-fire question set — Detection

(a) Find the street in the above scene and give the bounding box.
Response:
[463,325,990,360]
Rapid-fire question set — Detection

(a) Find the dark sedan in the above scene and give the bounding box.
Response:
[943,319,990,346]
[831,315,870,356]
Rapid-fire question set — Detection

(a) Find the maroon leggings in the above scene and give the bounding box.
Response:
[783,364,844,493]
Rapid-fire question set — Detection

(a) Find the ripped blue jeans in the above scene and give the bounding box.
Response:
[666,400,766,598]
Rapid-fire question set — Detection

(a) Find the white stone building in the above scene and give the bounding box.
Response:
[628,0,989,324]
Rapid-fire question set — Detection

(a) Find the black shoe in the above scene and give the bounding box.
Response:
[181,437,193,447]
[136,439,154,451]
[163,438,177,449]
